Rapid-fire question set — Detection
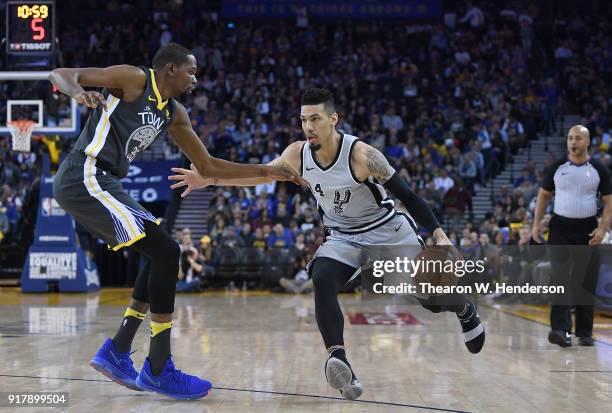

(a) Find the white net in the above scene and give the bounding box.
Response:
[7,120,36,152]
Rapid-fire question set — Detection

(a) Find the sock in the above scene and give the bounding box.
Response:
[329,346,346,360]
[112,307,146,353]
[149,321,172,375]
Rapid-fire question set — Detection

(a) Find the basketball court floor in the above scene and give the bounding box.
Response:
[1,288,611,413]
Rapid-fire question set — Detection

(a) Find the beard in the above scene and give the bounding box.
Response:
[177,87,196,101]
[310,143,322,152]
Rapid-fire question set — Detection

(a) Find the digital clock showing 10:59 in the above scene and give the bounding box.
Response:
[6,1,55,55]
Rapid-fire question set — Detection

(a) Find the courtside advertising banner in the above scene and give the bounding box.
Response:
[120,160,180,203]
[21,174,99,292]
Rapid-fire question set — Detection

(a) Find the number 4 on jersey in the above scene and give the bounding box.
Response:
[314,183,324,196]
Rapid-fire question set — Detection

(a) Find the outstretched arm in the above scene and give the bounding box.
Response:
[168,103,307,187]
[351,141,448,244]
[168,139,305,197]
[48,65,147,108]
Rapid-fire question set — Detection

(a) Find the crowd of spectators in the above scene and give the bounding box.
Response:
[1,1,612,289]
[552,14,612,149]
[173,184,324,292]
[0,140,39,245]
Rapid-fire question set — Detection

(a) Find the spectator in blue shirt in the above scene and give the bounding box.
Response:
[513,168,536,188]
[385,133,404,159]
[267,223,294,249]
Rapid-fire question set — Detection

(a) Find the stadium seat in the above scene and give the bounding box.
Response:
[239,247,265,280]
[213,247,241,280]
[261,248,291,287]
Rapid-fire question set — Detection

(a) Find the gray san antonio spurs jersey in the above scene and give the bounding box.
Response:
[301,133,396,233]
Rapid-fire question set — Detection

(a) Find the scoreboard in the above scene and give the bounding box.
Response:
[5,1,55,55]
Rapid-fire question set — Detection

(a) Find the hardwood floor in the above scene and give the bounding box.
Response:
[0,288,610,412]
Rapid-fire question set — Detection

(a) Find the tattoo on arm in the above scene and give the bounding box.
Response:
[365,147,395,183]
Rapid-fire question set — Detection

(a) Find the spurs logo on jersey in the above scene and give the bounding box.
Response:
[301,133,396,233]
[72,67,175,178]
[333,189,351,214]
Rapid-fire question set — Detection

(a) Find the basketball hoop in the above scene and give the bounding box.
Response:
[7,119,36,152]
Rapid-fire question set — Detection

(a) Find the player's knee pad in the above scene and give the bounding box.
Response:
[139,221,179,257]
[422,304,444,313]
[418,293,467,313]
[131,221,180,282]
[161,241,181,277]
[311,258,338,294]
[311,257,360,298]
[417,296,443,313]
[157,241,180,286]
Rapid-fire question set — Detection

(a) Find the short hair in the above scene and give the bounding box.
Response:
[152,43,193,69]
[301,88,336,115]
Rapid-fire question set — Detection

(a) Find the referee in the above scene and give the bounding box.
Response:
[531,125,612,347]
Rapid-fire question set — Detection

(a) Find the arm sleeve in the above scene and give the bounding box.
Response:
[383,172,440,233]
[592,160,612,196]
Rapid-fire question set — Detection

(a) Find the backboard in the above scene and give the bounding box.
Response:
[0,71,80,136]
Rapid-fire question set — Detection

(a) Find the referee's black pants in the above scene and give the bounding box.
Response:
[548,214,599,337]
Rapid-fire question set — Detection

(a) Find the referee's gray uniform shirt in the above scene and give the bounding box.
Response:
[542,158,612,218]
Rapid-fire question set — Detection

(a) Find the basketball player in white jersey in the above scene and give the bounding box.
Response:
[170,88,485,400]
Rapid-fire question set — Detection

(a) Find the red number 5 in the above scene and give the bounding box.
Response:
[31,18,45,40]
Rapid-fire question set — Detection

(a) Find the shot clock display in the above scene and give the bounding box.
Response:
[6,1,55,55]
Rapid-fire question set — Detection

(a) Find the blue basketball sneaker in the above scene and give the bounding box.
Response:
[89,338,143,391]
[136,356,212,400]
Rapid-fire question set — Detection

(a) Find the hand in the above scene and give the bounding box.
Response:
[263,165,309,187]
[431,228,463,264]
[588,227,606,245]
[432,228,453,246]
[169,164,212,198]
[74,91,107,110]
[531,224,543,243]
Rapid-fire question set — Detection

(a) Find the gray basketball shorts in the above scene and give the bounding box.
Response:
[53,152,159,251]
[310,211,425,275]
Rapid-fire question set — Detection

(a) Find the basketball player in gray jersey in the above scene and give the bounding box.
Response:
[171,88,485,400]
[50,43,306,400]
